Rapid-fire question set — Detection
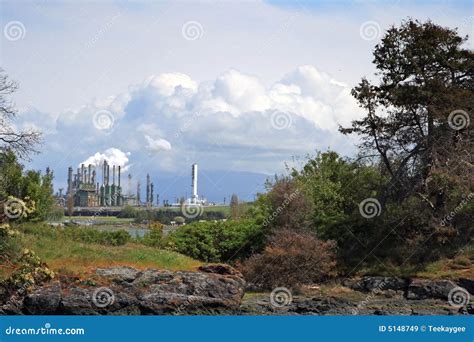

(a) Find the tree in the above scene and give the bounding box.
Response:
[261,175,313,232]
[0,70,41,159]
[0,150,23,199]
[230,193,239,219]
[340,20,473,209]
[0,152,55,221]
[291,151,384,236]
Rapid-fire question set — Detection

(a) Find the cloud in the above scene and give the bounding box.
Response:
[145,135,172,153]
[19,65,363,178]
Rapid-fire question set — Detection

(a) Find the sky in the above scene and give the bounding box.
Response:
[0,0,472,202]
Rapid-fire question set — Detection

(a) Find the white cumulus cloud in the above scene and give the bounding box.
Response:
[145,135,172,153]
[19,65,363,176]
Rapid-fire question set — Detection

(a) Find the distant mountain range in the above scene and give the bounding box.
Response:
[153,170,270,204]
[55,170,270,204]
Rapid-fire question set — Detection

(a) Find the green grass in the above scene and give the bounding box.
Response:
[14,223,201,277]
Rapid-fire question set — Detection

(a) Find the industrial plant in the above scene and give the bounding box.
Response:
[64,162,205,209]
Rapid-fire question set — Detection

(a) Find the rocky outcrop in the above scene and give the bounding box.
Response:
[458,278,474,295]
[343,276,472,301]
[343,276,407,293]
[406,279,457,300]
[1,264,245,315]
[239,294,464,316]
[2,269,471,315]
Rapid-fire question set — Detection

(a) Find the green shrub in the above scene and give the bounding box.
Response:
[167,219,264,262]
[142,222,164,247]
[117,205,137,218]
[0,223,22,262]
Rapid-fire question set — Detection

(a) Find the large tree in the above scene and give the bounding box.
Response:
[340,20,473,210]
[0,69,41,159]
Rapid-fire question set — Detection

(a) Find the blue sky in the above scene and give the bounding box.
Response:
[0,0,472,201]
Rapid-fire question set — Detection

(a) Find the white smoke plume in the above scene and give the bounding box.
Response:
[80,148,131,171]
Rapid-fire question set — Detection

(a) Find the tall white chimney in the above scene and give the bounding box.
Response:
[192,163,198,204]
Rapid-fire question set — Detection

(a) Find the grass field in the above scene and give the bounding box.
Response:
[9,223,201,278]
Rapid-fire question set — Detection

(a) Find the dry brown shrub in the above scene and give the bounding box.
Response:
[240,229,337,290]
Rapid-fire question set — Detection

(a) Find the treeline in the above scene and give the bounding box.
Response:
[117,206,227,224]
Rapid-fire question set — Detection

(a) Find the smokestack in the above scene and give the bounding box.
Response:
[128,174,132,196]
[112,165,116,185]
[106,163,110,185]
[92,169,96,184]
[102,161,106,186]
[88,164,92,184]
[146,174,150,206]
[137,181,141,205]
[118,166,121,187]
[81,164,85,184]
[150,183,154,208]
[67,167,73,195]
[192,163,198,204]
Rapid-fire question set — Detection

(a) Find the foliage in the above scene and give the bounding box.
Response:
[230,194,239,219]
[132,208,226,224]
[340,19,473,205]
[63,226,131,246]
[0,198,54,297]
[292,151,385,237]
[142,221,164,247]
[166,219,264,262]
[20,223,131,246]
[117,205,137,218]
[239,229,337,290]
[0,223,21,260]
[0,151,56,221]
[1,249,54,291]
[17,222,200,273]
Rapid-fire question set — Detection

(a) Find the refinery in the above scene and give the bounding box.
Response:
[64,162,206,209]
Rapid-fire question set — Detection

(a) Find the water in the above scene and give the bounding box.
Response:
[94,225,150,238]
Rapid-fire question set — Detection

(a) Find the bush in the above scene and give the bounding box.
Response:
[117,205,137,218]
[239,229,337,290]
[0,223,21,262]
[167,219,264,262]
[142,221,164,247]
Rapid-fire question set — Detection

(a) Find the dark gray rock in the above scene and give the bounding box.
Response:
[8,264,246,315]
[95,266,139,283]
[407,279,457,300]
[343,276,407,293]
[24,282,61,315]
[458,278,474,295]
